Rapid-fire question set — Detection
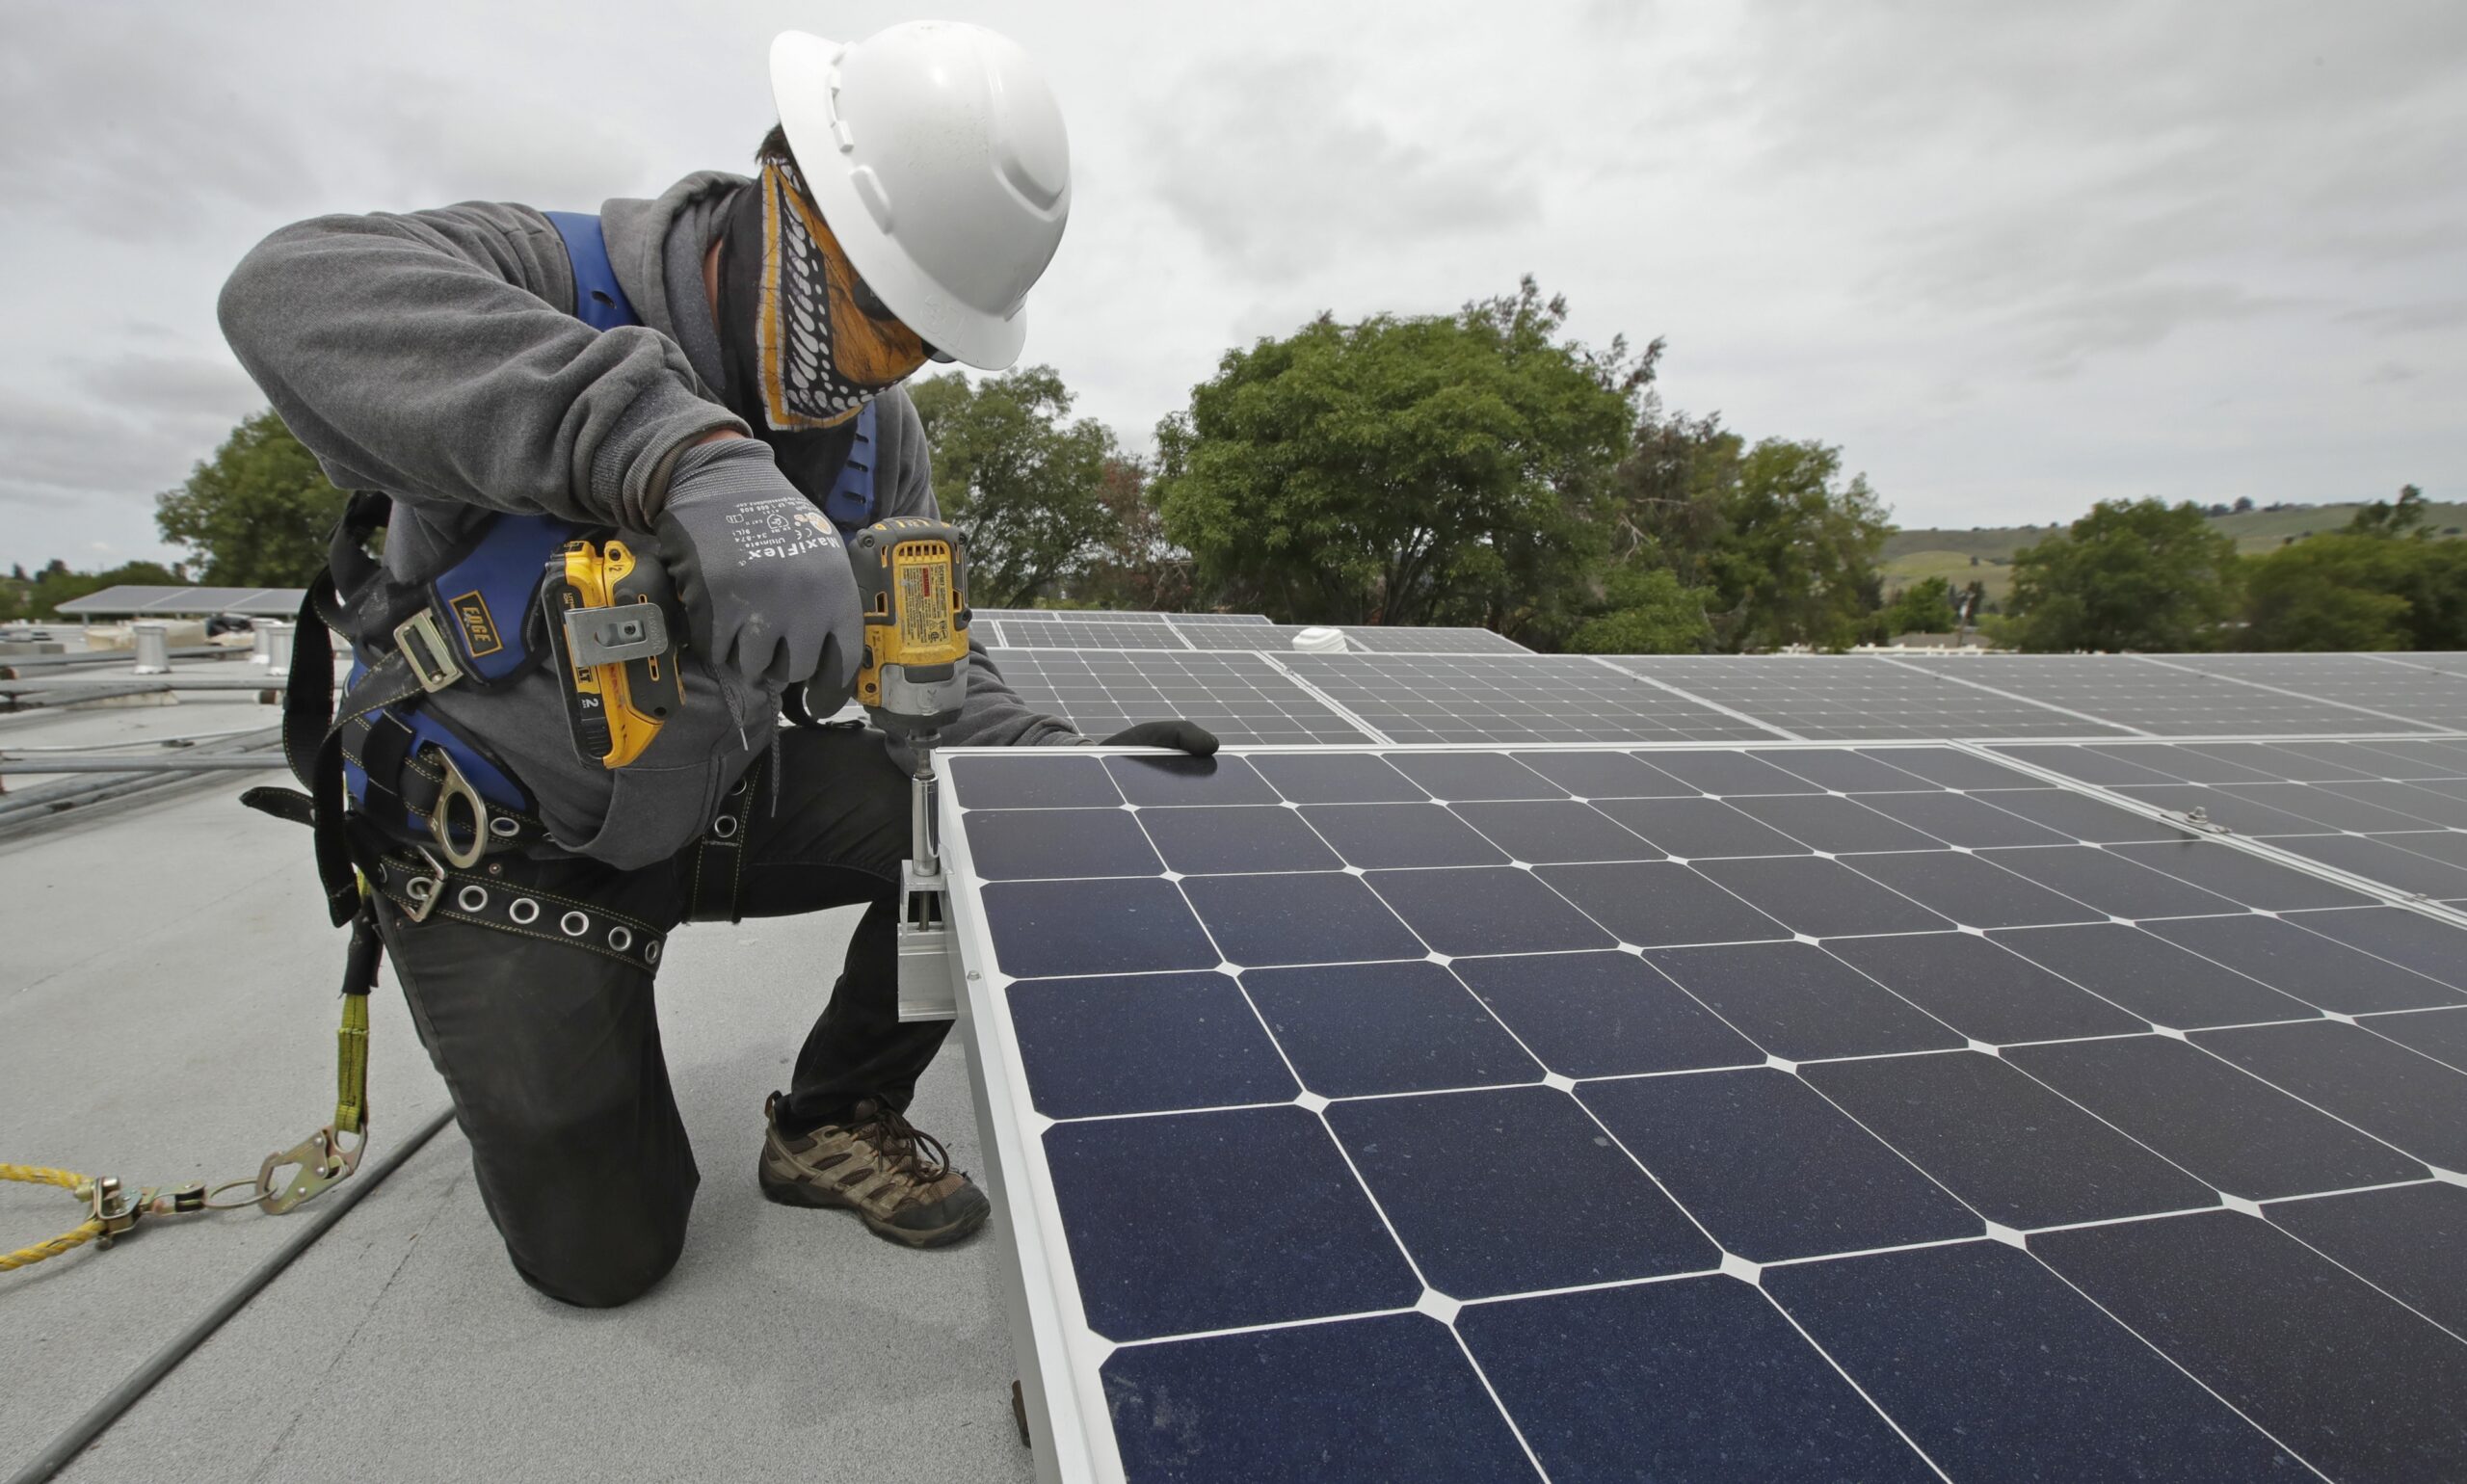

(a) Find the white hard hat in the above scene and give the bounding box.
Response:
[770,22,1071,372]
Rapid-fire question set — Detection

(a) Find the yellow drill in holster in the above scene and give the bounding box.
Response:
[543,538,685,768]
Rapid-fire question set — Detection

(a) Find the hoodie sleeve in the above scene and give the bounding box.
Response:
[871,388,1086,748]
[218,200,743,530]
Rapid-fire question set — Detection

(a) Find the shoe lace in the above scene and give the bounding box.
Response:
[852,1103,952,1186]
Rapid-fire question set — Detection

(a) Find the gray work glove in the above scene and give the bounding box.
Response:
[654,437,863,709]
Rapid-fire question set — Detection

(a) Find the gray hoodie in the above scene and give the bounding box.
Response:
[220,171,1076,868]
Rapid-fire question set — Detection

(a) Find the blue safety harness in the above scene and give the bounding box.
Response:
[266,208,882,916]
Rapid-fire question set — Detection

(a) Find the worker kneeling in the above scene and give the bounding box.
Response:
[220,22,1213,1307]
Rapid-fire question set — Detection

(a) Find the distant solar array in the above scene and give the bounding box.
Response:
[944,743,2467,1480]
[1997,736,2467,910]
[1616,655,2139,739]
[1283,653,1780,745]
[1888,653,2440,736]
[965,608,1533,656]
[2155,653,2467,731]
[53,584,305,618]
[983,649,1374,745]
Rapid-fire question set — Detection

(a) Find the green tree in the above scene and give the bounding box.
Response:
[155,409,344,585]
[9,560,186,620]
[2241,537,2417,650]
[1076,456,1196,612]
[2006,499,2241,651]
[2242,485,2467,650]
[1603,410,1888,652]
[1154,278,1650,634]
[1879,575,1961,636]
[1565,566,1713,653]
[2345,483,2431,539]
[911,366,1119,608]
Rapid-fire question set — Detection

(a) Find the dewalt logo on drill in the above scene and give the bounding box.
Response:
[449,590,504,657]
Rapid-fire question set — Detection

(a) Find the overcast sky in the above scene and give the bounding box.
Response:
[3,0,2460,571]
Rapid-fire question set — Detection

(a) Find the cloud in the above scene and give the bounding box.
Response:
[0,350,259,517]
[1144,54,1543,283]
[0,21,325,242]
[2341,300,2467,335]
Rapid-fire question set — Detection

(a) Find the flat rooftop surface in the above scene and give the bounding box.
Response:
[1,690,1034,1482]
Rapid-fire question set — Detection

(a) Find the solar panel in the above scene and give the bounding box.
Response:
[942,742,2467,1480]
[1282,653,1783,743]
[989,619,1194,651]
[980,648,1373,744]
[1164,612,1275,627]
[1615,654,2136,739]
[977,608,1172,623]
[1884,654,2440,736]
[1994,739,2467,910]
[53,584,305,617]
[1166,623,1333,652]
[1335,625,1531,654]
[2151,653,2467,731]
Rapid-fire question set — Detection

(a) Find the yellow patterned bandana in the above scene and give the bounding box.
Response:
[752,159,932,430]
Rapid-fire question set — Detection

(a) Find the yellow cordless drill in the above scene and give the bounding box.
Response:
[848,518,972,896]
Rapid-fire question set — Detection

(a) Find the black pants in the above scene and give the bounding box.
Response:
[372,724,949,1308]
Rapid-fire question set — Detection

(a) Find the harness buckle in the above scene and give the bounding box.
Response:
[399,846,447,923]
[393,609,465,693]
[428,752,490,869]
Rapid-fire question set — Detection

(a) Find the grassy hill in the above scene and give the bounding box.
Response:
[1881,501,2467,605]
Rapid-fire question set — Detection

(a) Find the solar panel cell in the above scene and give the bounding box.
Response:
[1180,871,1423,966]
[2031,1211,2467,1481]
[2359,1006,2467,1073]
[1977,843,2256,919]
[1580,1068,1982,1260]
[1366,864,1618,957]
[1046,1104,1420,1338]
[1532,861,1789,947]
[1241,960,1543,1097]
[1449,950,1763,1077]
[2145,914,2465,1015]
[1765,1240,2305,1481]
[1103,1315,1534,1481]
[1324,1085,1718,1295]
[1134,805,1340,874]
[1987,922,2321,1029]
[1008,973,1296,1119]
[2266,1181,2467,1338]
[2004,1035,2427,1198]
[1642,941,1966,1060]
[1460,1277,1940,1483]
[2193,1020,2467,1169]
[1689,856,1954,937]
[1801,1050,2217,1227]
[1823,930,2146,1045]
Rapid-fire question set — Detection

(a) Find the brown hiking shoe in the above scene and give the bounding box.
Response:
[758,1093,991,1248]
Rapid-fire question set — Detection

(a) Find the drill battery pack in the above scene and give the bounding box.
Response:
[542,538,683,769]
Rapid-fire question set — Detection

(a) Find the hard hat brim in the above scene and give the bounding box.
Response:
[770,31,1030,372]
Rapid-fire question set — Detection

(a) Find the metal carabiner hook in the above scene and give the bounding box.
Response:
[428,751,490,869]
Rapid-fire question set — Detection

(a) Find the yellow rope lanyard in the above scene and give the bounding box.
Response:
[3,972,374,1274]
[0,1165,105,1272]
